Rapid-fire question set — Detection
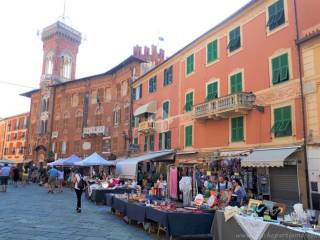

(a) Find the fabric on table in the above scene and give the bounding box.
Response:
[126,202,147,222]
[167,211,214,237]
[105,194,114,206]
[111,197,127,215]
[234,215,269,240]
[169,167,178,199]
[146,207,168,227]
[224,206,241,222]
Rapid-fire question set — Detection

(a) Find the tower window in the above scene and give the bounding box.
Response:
[45,53,54,75]
[60,55,72,79]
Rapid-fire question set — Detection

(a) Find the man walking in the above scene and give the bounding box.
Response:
[0,164,11,192]
[47,166,59,193]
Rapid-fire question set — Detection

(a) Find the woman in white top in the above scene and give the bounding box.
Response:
[58,170,64,192]
[72,168,86,213]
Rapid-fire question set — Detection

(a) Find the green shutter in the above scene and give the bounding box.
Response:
[207,82,218,101]
[163,101,169,119]
[134,138,138,145]
[230,73,242,94]
[207,40,218,63]
[231,117,244,142]
[186,54,194,74]
[144,136,148,151]
[149,135,154,151]
[185,92,193,112]
[229,27,241,52]
[158,133,163,150]
[272,53,289,85]
[185,126,192,147]
[268,0,285,30]
[165,131,171,149]
[272,106,292,137]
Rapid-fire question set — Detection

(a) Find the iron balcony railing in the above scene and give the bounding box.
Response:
[194,92,256,119]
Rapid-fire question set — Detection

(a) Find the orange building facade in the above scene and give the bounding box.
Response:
[133,0,320,207]
[0,113,29,164]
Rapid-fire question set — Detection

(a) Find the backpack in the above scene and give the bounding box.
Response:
[77,175,86,190]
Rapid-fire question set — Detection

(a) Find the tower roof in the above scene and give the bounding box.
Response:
[41,21,81,44]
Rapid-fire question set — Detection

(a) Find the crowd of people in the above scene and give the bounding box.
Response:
[196,169,247,208]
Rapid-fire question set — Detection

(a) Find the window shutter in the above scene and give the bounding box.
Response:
[139,84,142,98]
[165,131,171,149]
[230,73,242,94]
[232,117,244,142]
[280,53,289,81]
[149,135,154,151]
[158,133,163,150]
[272,57,281,84]
[185,126,192,147]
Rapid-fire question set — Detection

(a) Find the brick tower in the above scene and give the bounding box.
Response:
[35,21,81,163]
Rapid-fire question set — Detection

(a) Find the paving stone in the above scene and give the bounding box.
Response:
[0,184,154,240]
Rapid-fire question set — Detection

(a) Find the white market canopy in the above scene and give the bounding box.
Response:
[62,154,82,166]
[47,158,65,166]
[0,160,14,166]
[116,150,175,179]
[74,152,115,167]
[241,146,300,168]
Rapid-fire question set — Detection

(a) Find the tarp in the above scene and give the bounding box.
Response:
[116,150,175,178]
[62,154,82,166]
[74,152,115,166]
[47,158,65,166]
[133,101,156,116]
[0,160,14,166]
[241,146,300,167]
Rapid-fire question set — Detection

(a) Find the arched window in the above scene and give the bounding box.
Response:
[75,110,83,129]
[45,52,54,75]
[41,120,48,134]
[113,106,121,126]
[60,55,72,79]
[41,98,49,112]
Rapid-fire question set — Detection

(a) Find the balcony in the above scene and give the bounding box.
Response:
[83,126,106,137]
[194,92,256,120]
[138,121,156,134]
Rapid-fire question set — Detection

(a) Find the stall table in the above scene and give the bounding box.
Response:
[212,210,320,240]
[89,187,135,205]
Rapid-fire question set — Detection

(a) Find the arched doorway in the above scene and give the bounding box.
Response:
[34,145,47,167]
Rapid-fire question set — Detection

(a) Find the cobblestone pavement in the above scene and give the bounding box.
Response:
[0,184,154,240]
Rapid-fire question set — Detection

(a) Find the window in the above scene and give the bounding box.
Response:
[133,138,138,145]
[228,26,241,52]
[63,118,69,129]
[105,88,112,102]
[61,141,67,154]
[96,114,103,126]
[113,107,121,126]
[116,84,121,99]
[231,117,244,142]
[185,126,193,147]
[272,53,289,85]
[45,53,54,75]
[159,131,171,150]
[163,101,169,119]
[267,0,285,31]
[124,106,130,122]
[207,40,218,63]
[164,66,173,86]
[149,134,154,151]
[40,120,48,134]
[97,88,104,104]
[73,141,80,153]
[78,93,84,106]
[149,76,157,93]
[91,90,97,104]
[271,106,292,137]
[185,92,193,112]
[71,94,78,107]
[186,54,194,75]
[23,117,28,128]
[144,136,148,152]
[206,82,218,101]
[133,84,142,100]
[121,80,128,97]
[60,55,72,79]
[230,72,243,94]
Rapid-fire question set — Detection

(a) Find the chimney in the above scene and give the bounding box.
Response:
[144,46,150,59]
[133,45,141,57]
[159,49,165,62]
[151,45,157,58]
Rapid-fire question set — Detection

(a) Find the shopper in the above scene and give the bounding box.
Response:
[47,166,59,193]
[12,166,20,187]
[230,178,247,207]
[58,169,64,192]
[72,168,86,213]
[0,164,11,192]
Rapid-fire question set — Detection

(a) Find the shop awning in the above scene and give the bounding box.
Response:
[116,150,175,178]
[241,146,300,167]
[134,101,156,116]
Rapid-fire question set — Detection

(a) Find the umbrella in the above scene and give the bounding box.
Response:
[74,152,115,166]
[62,154,82,166]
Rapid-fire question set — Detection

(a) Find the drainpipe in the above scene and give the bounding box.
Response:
[293,0,310,208]
[128,66,135,156]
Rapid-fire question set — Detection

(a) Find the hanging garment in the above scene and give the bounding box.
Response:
[170,167,178,199]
